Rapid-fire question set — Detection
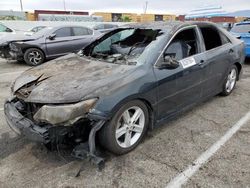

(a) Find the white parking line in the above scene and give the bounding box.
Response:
[0,108,3,111]
[166,111,250,188]
[0,71,24,76]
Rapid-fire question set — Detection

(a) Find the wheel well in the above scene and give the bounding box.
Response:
[137,98,155,130]
[23,47,45,59]
[234,62,242,80]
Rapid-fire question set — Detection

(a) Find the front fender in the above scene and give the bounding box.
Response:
[89,66,157,120]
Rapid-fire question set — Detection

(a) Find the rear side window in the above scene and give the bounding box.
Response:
[231,23,250,33]
[54,27,71,37]
[72,27,90,36]
[220,31,231,44]
[104,24,116,29]
[200,27,222,50]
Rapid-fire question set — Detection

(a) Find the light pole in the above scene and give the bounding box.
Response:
[144,1,148,14]
[20,0,23,11]
[63,0,66,11]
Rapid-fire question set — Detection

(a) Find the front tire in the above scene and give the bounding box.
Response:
[221,64,238,96]
[98,100,149,155]
[24,48,45,66]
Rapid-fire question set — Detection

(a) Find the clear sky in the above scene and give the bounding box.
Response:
[0,0,249,14]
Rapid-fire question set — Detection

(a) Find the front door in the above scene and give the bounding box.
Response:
[154,26,206,120]
[45,27,75,57]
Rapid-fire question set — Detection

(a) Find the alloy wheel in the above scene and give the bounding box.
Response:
[115,106,145,148]
[225,68,237,93]
[28,51,42,65]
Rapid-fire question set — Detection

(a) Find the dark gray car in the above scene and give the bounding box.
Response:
[8,25,101,65]
[4,21,245,167]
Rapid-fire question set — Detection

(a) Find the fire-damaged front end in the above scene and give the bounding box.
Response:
[5,95,106,165]
[5,97,100,145]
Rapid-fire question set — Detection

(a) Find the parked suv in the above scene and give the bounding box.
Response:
[8,25,101,65]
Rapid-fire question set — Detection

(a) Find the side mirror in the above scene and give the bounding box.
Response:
[158,54,180,69]
[48,34,56,40]
[236,35,242,39]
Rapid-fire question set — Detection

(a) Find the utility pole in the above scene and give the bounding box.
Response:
[19,0,23,11]
[144,1,148,14]
[63,0,66,11]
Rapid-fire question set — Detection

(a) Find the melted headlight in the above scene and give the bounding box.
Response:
[33,98,97,125]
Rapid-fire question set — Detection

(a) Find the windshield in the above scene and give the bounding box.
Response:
[82,28,165,65]
[231,23,250,33]
[30,27,53,38]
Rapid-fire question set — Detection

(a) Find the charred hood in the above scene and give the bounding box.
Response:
[13,54,137,104]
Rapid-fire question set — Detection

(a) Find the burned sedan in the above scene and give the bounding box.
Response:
[4,21,245,164]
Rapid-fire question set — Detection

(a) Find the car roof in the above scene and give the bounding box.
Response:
[53,25,92,29]
[123,21,217,31]
[235,21,250,25]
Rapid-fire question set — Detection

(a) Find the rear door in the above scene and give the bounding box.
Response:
[71,27,95,52]
[198,26,234,98]
[45,27,74,57]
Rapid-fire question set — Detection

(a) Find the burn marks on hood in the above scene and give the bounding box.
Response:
[11,53,135,104]
[14,74,51,99]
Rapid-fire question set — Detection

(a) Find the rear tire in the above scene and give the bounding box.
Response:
[24,48,45,66]
[221,64,238,96]
[98,100,149,155]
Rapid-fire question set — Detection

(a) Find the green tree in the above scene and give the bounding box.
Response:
[121,16,132,22]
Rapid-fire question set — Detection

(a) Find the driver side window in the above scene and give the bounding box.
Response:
[164,28,199,61]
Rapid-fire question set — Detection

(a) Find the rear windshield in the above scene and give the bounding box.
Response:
[231,23,250,33]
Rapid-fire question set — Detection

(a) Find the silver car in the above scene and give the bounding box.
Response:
[8,25,101,65]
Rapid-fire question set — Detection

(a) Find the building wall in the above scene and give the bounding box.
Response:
[188,16,236,23]
[25,12,35,21]
[235,17,247,22]
[140,14,155,22]
[34,10,88,20]
[140,14,176,22]
[93,12,176,22]
[93,12,137,22]
[93,12,112,22]
[163,14,176,21]
[177,15,185,21]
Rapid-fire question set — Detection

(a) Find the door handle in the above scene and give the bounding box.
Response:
[198,60,204,66]
[229,49,234,54]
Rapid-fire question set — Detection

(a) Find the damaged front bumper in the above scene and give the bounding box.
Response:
[4,99,50,143]
[0,44,11,59]
[4,98,107,168]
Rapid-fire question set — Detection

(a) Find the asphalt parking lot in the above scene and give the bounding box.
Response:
[0,58,250,188]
